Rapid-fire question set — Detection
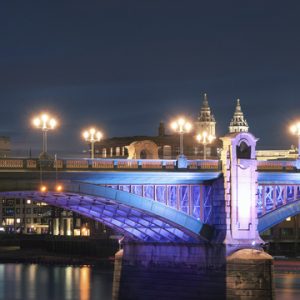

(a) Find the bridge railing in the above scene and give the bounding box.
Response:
[1,158,299,172]
[257,160,298,172]
[0,158,222,171]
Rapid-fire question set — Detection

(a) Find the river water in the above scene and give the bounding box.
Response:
[0,262,299,300]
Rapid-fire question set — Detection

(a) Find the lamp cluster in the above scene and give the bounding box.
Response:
[170,117,215,159]
[40,184,63,193]
[32,113,103,160]
[32,114,57,131]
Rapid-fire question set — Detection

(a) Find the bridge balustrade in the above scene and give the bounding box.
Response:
[257,160,297,171]
[66,159,89,169]
[0,159,24,168]
[0,157,299,172]
[26,160,37,168]
[0,158,222,171]
[187,160,220,170]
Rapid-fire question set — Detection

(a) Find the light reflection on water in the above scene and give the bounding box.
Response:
[0,264,113,300]
[0,263,299,300]
[275,273,300,300]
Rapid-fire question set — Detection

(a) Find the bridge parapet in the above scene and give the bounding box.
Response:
[257,160,299,172]
[0,158,221,171]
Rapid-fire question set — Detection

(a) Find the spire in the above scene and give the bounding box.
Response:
[229,99,249,133]
[195,93,216,136]
[235,98,241,112]
[203,93,209,108]
[198,93,214,122]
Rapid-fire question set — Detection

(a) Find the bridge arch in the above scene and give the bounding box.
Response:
[258,200,300,233]
[0,182,211,243]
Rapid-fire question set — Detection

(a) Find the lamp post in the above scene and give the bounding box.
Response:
[290,122,300,159]
[196,131,215,160]
[32,113,57,159]
[171,117,192,156]
[82,127,103,159]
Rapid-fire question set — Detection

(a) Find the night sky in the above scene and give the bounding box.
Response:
[1,1,300,156]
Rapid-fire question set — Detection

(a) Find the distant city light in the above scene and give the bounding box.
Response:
[40,185,47,192]
[26,199,31,204]
[56,185,63,192]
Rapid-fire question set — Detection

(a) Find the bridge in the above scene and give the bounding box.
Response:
[2,131,296,298]
[0,132,300,248]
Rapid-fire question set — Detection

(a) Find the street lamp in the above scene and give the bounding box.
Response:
[32,113,57,159]
[290,122,300,159]
[196,131,215,160]
[82,127,103,159]
[171,117,192,156]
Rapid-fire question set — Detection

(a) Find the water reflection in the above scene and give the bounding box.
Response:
[275,273,300,300]
[0,262,299,300]
[80,267,90,300]
[0,264,113,300]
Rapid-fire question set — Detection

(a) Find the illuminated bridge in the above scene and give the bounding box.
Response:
[0,132,300,247]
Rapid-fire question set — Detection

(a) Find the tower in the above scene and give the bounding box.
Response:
[229,99,249,133]
[195,93,216,136]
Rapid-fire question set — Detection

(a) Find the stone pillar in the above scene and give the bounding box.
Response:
[220,132,263,249]
[113,242,227,300]
[113,242,274,300]
[227,249,274,299]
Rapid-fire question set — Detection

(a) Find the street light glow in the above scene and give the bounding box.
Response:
[290,121,300,159]
[82,126,103,159]
[170,117,192,156]
[196,131,215,160]
[290,122,300,135]
[40,185,47,192]
[32,112,58,158]
[56,185,63,192]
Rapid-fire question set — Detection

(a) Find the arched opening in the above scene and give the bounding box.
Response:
[140,149,147,159]
[236,141,251,159]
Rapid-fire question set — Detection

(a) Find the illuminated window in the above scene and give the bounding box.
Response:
[26,199,31,204]
[81,227,90,236]
[74,229,81,236]
[16,218,21,224]
[5,218,14,225]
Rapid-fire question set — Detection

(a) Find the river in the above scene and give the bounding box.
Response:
[0,262,299,300]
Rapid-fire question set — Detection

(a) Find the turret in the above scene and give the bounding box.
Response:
[229,99,249,133]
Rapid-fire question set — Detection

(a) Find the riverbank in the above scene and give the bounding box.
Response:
[0,246,115,267]
[0,234,119,267]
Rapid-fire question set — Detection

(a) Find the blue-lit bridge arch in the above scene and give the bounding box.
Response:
[257,172,300,233]
[0,182,213,243]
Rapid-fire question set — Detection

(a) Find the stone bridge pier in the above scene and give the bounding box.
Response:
[112,132,274,300]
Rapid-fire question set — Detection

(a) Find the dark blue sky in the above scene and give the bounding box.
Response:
[1,1,300,155]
